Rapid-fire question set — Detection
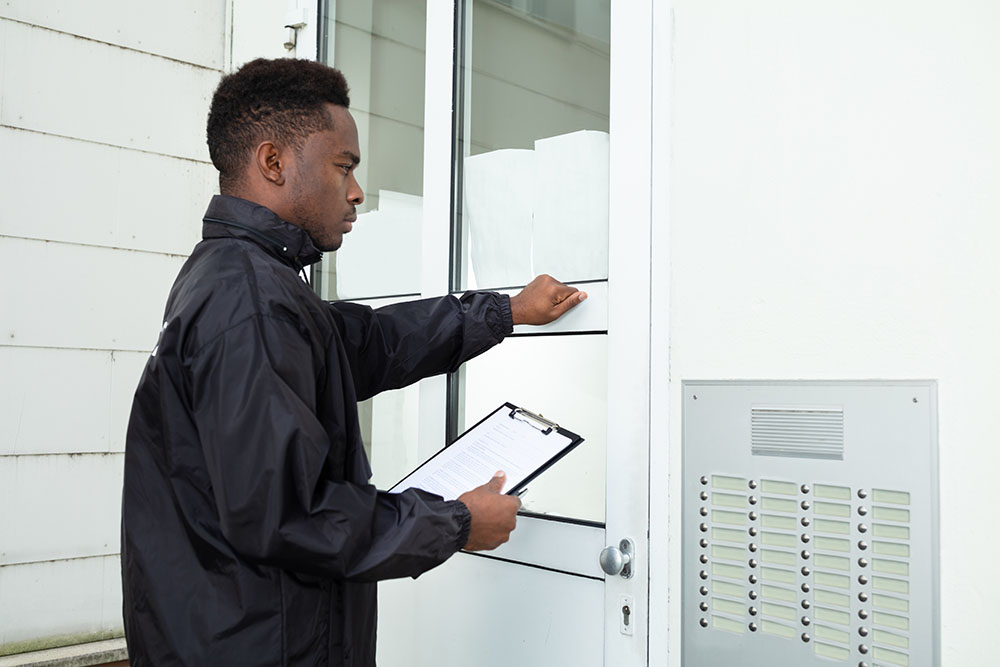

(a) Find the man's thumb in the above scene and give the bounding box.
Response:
[555,289,586,315]
[485,471,506,493]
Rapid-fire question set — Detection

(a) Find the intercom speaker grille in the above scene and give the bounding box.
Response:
[751,406,844,460]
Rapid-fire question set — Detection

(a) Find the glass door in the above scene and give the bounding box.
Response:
[430,3,656,663]
[320,1,654,665]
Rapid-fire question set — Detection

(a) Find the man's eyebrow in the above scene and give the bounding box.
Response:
[337,151,361,165]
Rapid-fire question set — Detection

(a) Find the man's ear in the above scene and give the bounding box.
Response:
[254,141,285,186]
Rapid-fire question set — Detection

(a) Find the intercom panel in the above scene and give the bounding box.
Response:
[682,381,938,667]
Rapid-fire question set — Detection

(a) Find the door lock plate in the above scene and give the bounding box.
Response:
[620,595,635,636]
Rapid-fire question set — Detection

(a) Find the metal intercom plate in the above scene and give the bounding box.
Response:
[682,381,939,667]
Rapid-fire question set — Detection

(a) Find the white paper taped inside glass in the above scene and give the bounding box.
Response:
[389,403,583,501]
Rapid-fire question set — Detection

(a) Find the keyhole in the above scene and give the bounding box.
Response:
[623,604,631,626]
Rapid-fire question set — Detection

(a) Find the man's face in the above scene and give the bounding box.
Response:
[285,104,363,252]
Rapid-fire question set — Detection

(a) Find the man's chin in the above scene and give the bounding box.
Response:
[315,234,343,253]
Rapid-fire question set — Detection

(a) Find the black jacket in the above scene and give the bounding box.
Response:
[121,195,512,666]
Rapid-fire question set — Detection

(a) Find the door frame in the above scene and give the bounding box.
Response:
[647,1,673,665]
[605,0,654,664]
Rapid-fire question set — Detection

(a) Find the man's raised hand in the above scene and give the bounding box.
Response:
[509,274,587,326]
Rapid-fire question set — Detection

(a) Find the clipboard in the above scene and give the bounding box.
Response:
[388,402,584,501]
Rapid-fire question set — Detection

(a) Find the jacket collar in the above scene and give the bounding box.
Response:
[201,195,323,269]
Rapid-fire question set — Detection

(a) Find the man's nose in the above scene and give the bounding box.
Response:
[348,173,364,206]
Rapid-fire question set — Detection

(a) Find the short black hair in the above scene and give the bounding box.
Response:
[207,58,351,193]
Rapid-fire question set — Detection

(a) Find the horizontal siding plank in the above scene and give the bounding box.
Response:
[0,20,6,122]
[0,348,110,456]
[0,458,12,555]
[0,454,123,566]
[0,555,122,647]
[0,348,146,456]
[1,20,219,161]
[102,555,124,634]
[110,352,150,453]
[0,237,185,351]
[0,127,214,256]
[0,1,226,69]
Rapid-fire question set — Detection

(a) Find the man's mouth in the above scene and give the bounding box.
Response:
[344,215,356,232]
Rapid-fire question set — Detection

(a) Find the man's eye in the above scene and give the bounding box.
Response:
[341,165,352,174]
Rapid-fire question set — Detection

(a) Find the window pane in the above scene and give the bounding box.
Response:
[318,0,426,300]
[363,383,421,491]
[460,335,607,523]
[455,0,611,290]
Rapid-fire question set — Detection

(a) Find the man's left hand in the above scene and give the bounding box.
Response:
[509,274,587,326]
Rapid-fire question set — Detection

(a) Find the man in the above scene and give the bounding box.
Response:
[121,58,585,666]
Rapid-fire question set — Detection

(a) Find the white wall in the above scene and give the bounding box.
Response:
[664,1,1000,664]
[0,0,298,654]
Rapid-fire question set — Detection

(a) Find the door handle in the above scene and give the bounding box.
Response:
[599,538,635,579]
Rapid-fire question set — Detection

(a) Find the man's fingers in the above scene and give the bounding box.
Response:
[484,471,505,493]
[510,275,587,326]
[553,290,587,316]
[551,284,579,305]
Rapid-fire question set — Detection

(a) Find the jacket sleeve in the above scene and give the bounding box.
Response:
[329,291,513,401]
[189,314,471,582]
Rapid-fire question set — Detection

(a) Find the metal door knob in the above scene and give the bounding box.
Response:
[600,547,630,575]
[599,538,635,578]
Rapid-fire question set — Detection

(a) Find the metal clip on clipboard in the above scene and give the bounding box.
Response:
[508,407,559,435]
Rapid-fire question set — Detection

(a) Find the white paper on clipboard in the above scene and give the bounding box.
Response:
[388,404,582,501]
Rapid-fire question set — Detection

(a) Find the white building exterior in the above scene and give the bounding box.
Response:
[1,1,997,666]
[0,0,292,660]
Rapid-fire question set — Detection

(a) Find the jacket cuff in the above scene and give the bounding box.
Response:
[495,293,514,338]
[450,500,472,550]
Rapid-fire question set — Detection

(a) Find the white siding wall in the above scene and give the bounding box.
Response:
[664,2,1000,665]
[0,0,291,654]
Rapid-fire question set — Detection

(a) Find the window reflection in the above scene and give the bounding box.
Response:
[455,0,611,290]
[317,2,428,493]
[317,0,426,300]
[363,383,421,491]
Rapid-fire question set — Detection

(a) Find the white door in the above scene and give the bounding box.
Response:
[316,2,654,665]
